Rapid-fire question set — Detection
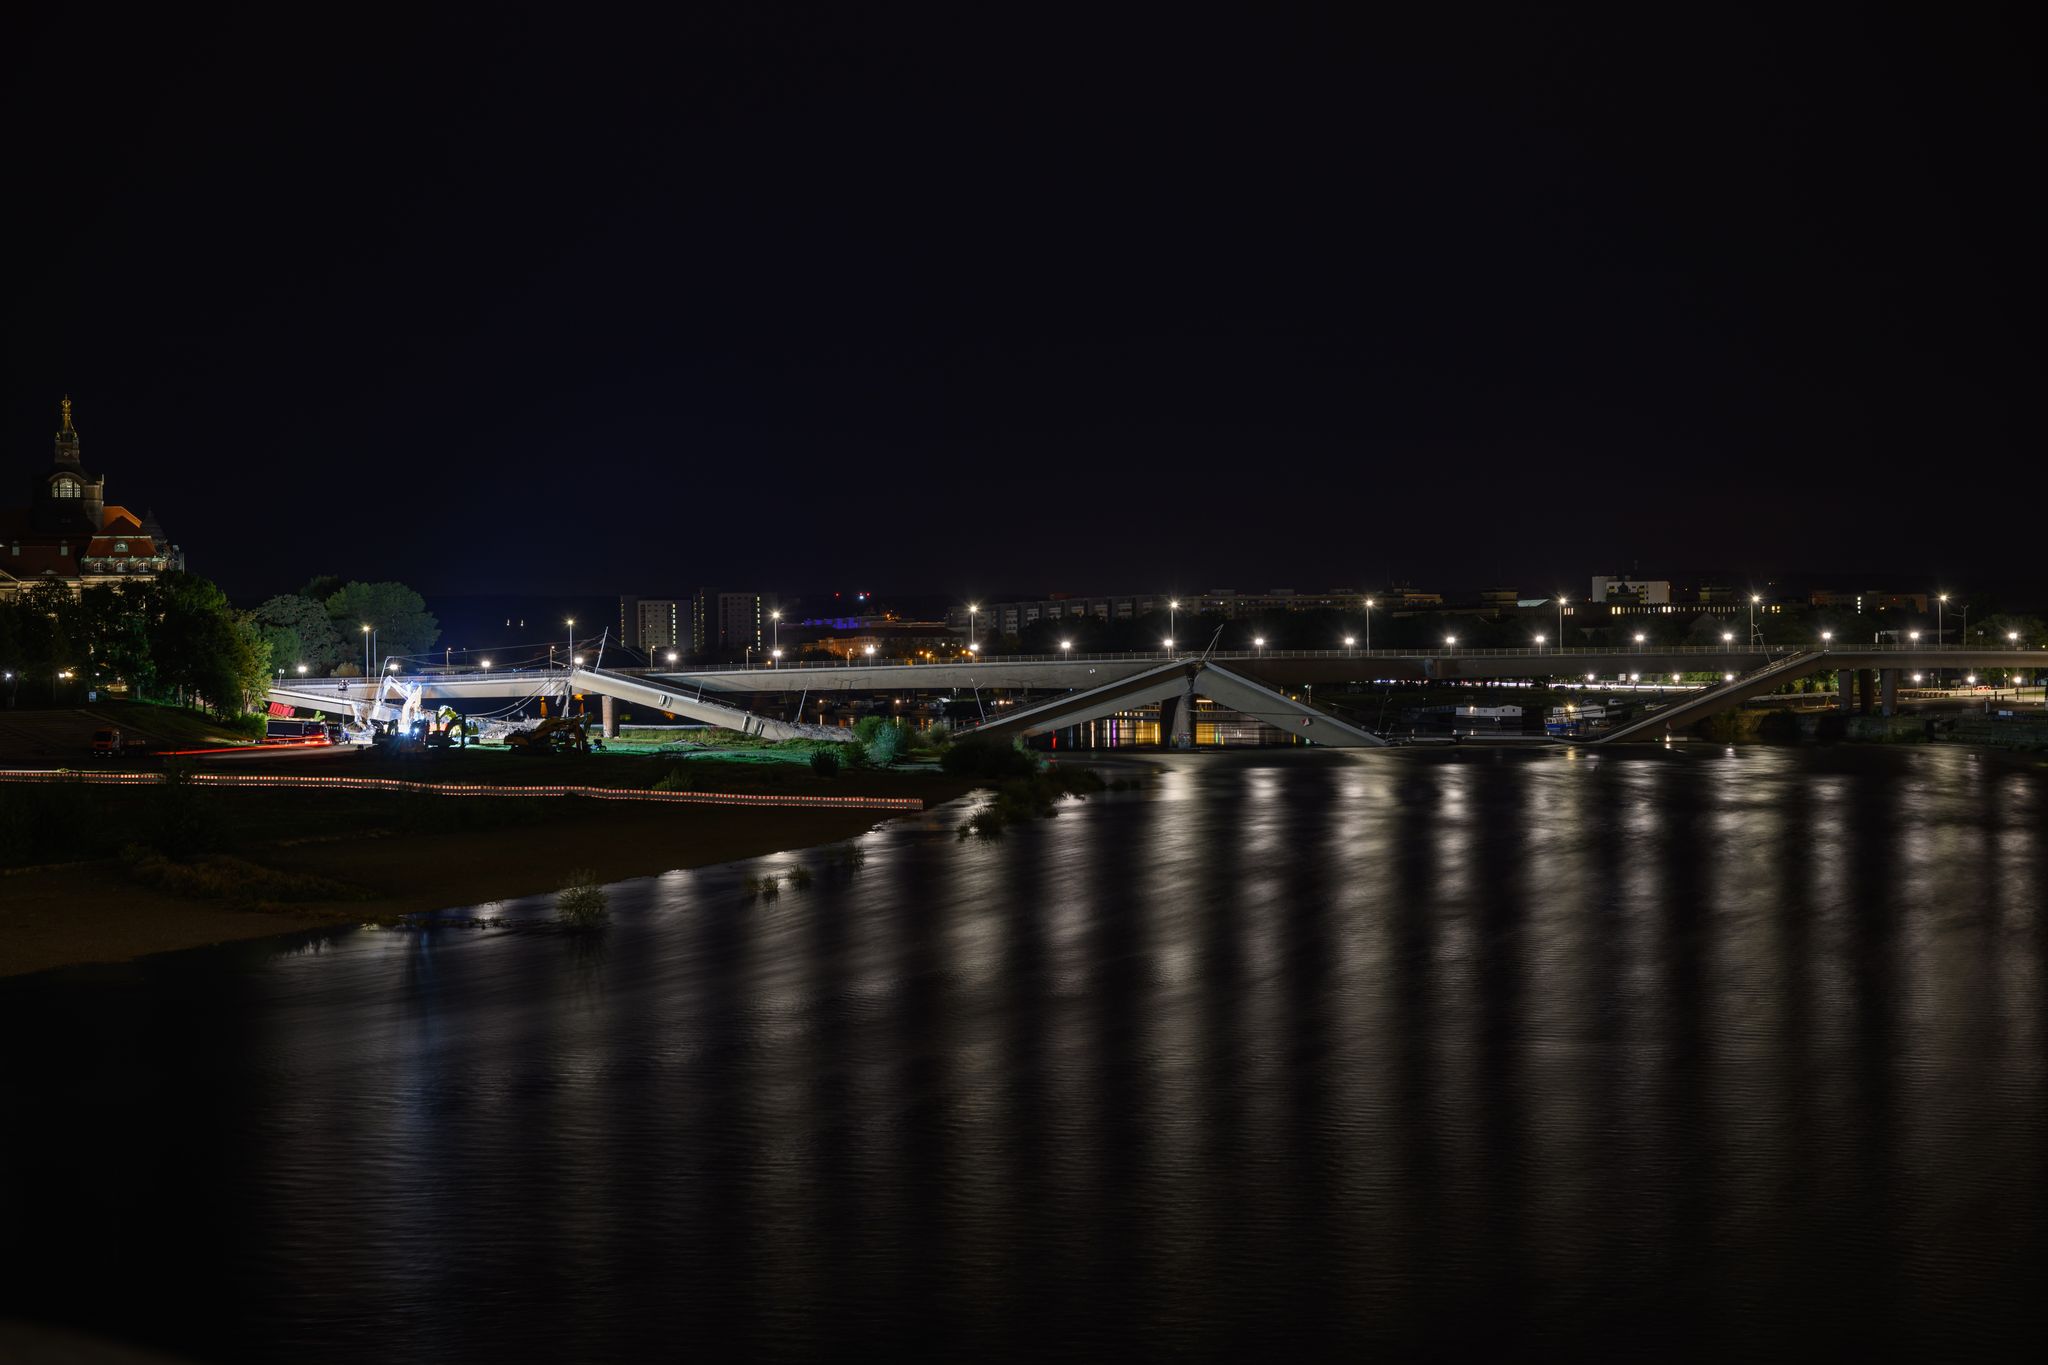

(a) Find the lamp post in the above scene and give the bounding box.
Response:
[864,644,876,666]
[1937,593,1948,648]
[1634,632,1646,649]
[1534,632,1546,651]
[481,659,492,673]
[1364,596,1375,652]
[1750,593,1763,649]
[361,623,372,677]
[1163,637,1175,655]
[1445,635,1457,651]
[1344,635,1356,656]
[297,663,308,676]
[565,618,575,672]
[770,609,781,652]
[771,648,783,667]
[1556,594,1568,650]
[1060,640,1072,655]
[665,651,678,666]
[967,604,978,650]
[1821,630,1833,649]
[1253,636,1265,656]
[1169,599,1179,640]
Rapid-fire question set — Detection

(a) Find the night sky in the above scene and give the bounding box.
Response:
[7,6,2044,602]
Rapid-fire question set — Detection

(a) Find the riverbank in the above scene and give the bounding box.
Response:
[1,770,974,978]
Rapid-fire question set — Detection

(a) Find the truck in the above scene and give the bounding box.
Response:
[90,726,128,758]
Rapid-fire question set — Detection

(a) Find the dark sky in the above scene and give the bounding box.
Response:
[7,5,2044,602]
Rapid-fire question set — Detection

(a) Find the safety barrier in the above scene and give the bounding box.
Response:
[0,769,923,812]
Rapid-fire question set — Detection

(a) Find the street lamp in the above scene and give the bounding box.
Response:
[864,644,876,665]
[770,608,781,651]
[1749,593,1763,648]
[1534,632,1546,650]
[361,623,372,677]
[1821,630,1833,647]
[1163,637,1175,654]
[967,603,979,650]
[1169,599,1180,640]
[966,641,978,655]
[771,648,783,666]
[1060,640,1072,654]
[1445,635,1457,650]
[1364,596,1376,652]
[481,659,492,672]
[1634,632,1646,647]
[297,663,308,676]
[1253,636,1265,655]
[1937,593,1949,647]
[1556,594,1568,650]
[565,618,575,671]
[1343,635,1356,654]
[1721,631,1734,645]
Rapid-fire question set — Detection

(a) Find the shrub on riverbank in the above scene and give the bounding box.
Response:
[957,765,1110,840]
[557,868,609,929]
[940,736,1041,780]
[120,848,367,906]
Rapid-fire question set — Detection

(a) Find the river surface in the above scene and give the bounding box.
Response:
[3,747,2045,1362]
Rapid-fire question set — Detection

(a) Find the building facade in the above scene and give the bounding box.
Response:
[619,595,692,656]
[691,588,776,659]
[2,399,183,602]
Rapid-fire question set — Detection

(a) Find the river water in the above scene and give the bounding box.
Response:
[3,746,2045,1362]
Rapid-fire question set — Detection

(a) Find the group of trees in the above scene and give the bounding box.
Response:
[0,574,440,716]
[0,574,270,715]
[250,578,439,677]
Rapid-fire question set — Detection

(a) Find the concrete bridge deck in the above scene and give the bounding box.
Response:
[262,646,2041,745]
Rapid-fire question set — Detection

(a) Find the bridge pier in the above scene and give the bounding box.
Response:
[1838,669,1855,713]
[1880,668,1899,717]
[601,693,618,739]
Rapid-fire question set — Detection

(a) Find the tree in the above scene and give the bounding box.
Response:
[324,581,439,660]
[253,593,347,673]
[146,572,271,716]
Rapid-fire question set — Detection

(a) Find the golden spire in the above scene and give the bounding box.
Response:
[60,395,73,431]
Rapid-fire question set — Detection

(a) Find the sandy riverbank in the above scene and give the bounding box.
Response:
[0,794,965,979]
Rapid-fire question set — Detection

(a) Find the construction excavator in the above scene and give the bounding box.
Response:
[500,713,593,755]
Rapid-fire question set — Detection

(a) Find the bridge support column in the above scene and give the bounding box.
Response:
[601,693,617,739]
[1837,669,1855,713]
[1857,669,1875,715]
[1880,668,1899,717]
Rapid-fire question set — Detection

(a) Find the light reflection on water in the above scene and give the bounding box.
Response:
[1,746,2044,1362]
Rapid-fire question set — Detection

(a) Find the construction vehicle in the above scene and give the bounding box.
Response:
[90,726,128,759]
[500,713,592,755]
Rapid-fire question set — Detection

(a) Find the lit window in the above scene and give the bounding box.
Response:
[114,541,128,553]
[53,477,80,498]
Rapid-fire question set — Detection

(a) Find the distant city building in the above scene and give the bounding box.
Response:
[1,398,184,602]
[619,595,691,656]
[1590,575,1672,605]
[692,588,776,658]
[1809,589,1931,614]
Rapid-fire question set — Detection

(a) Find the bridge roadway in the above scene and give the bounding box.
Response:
[264,646,2039,744]
[654,645,2039,695]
